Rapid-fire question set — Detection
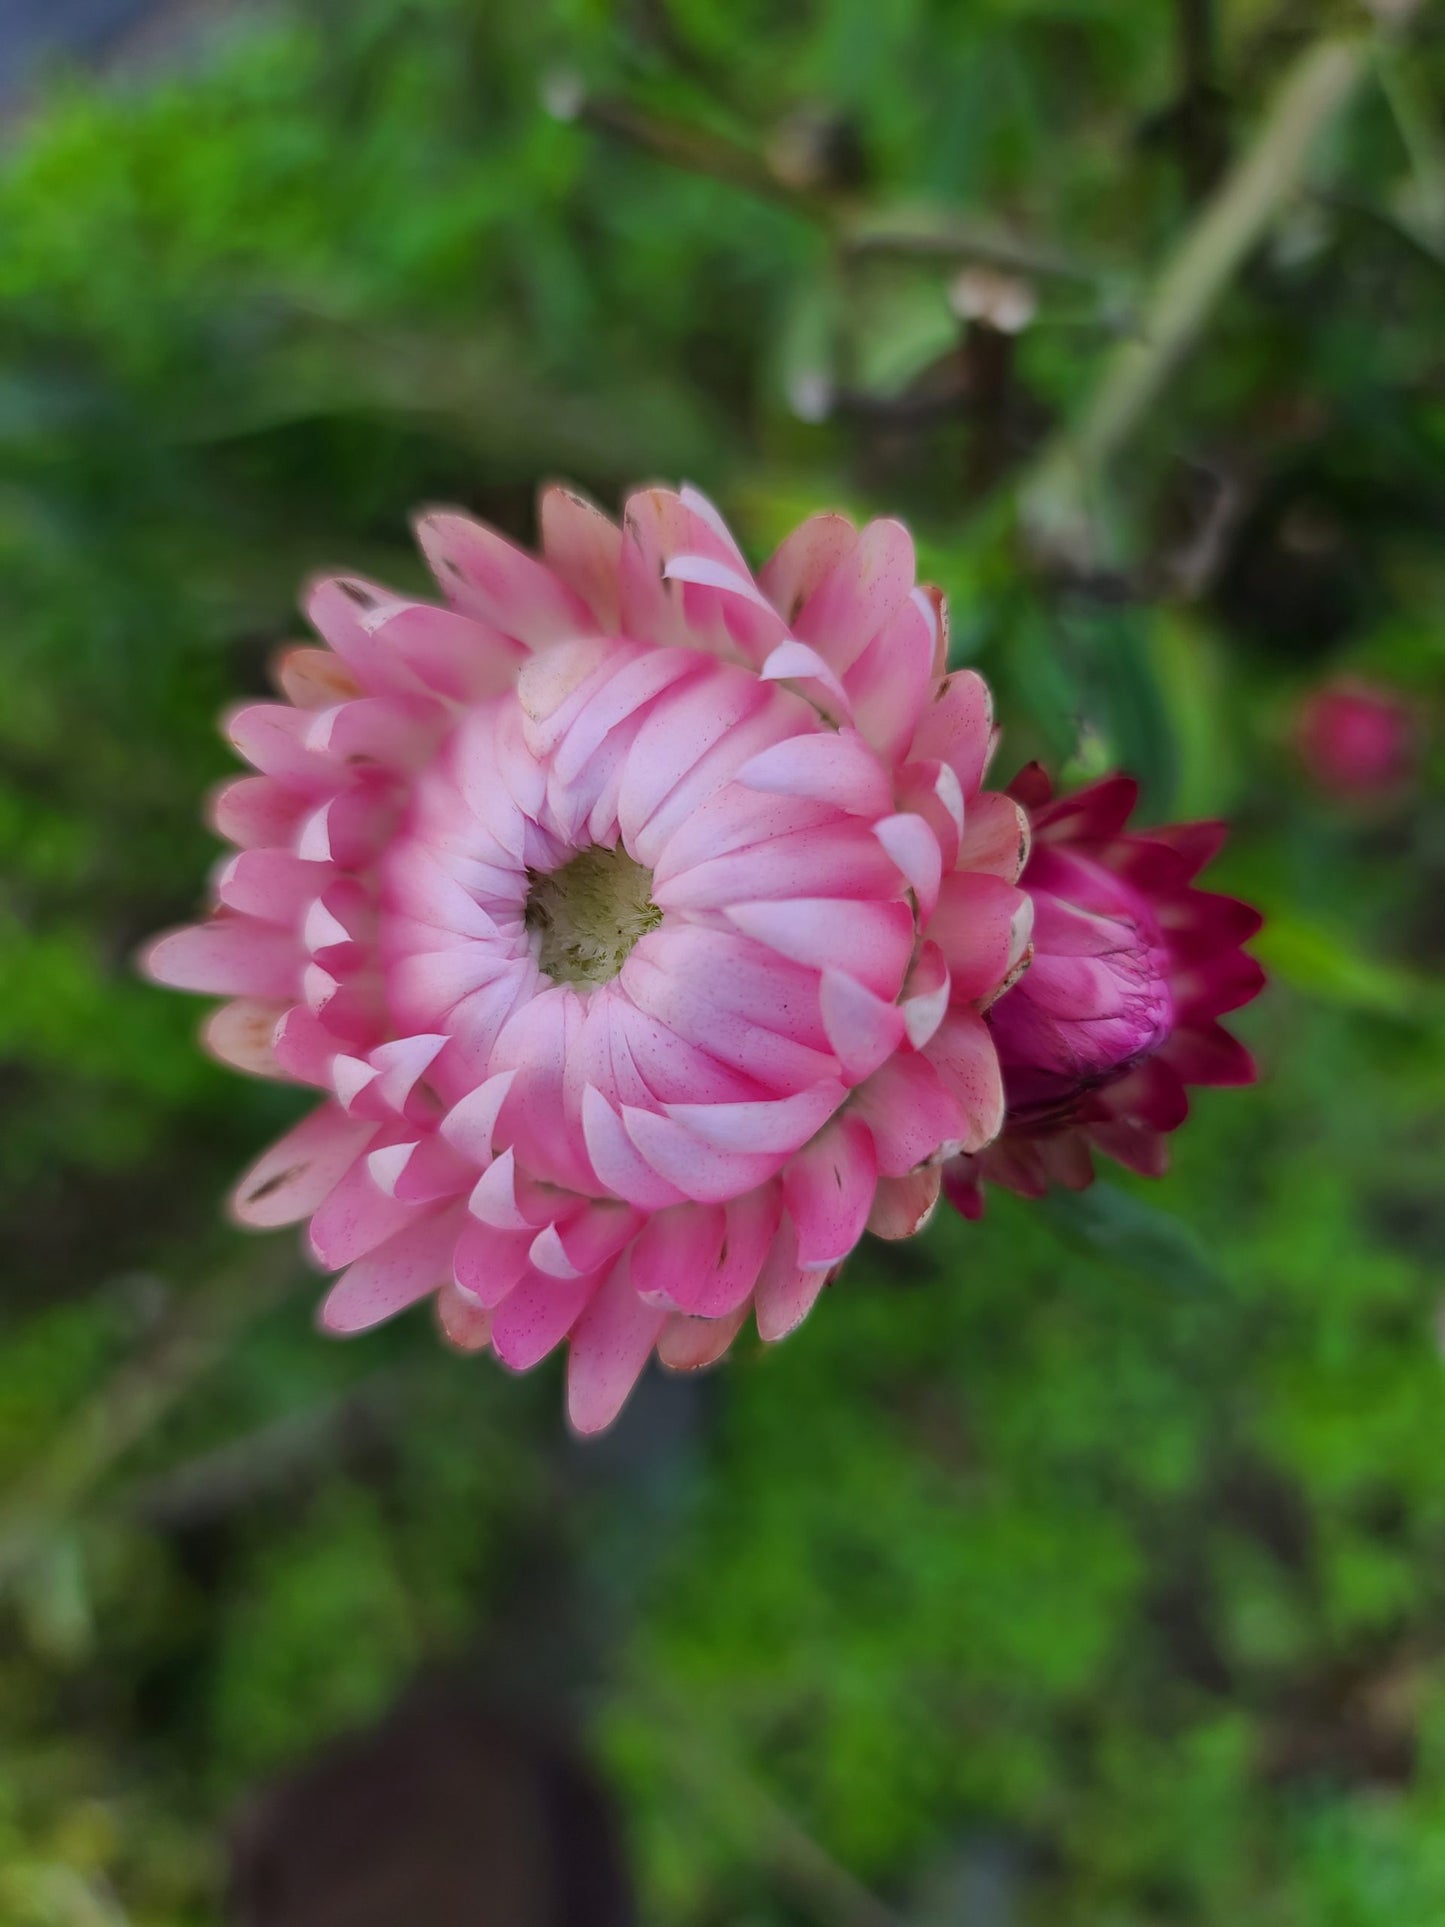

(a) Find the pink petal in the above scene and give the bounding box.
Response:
[435,1284,493,1353]
[734,728,891,817]
[759,639,852,723]
[616,668,764,847]
[852,1054,968,1177]
[757,511,857,625]
[631,1201,726,1308]
[664,552,789,665]
[230,1103,374,1228]
[655,820,902,914]
[782,1113,877,1269]
[626,681,808,864]
[538,484,623,631]
[203,998,288,1077]
[416,510,595,646]
[453,1220,535,1308]
[897,759,965,870]
[438,1070,518,1166]
[909,670,994,799]
[792,517,915,677]
[548,647,704,789]
[530,1201,639,1280]
[514,634,617,739]
[273,645,361,709]
[955,791,1031,882]
[216,851,330,924]
[468,1147,537,1231]
[491,1267,601,1371]
[657,1305,748,1372]
[366,1134,471,1205]
[753,1216,829,1342]
[662,1085,846,1155]
[900,941,950,1049]
[1090,1117,1168,1177]
[581,1086,689,1211]
[622,1106,784,1204]
[617,486,750,654]
[618,489,705,650]
[1162,1020,1257,1087]
[320,1208,464,1335]
[927,872,1034,1004]
[272,1006,339,1085]
[304,695,443,775]
[1036,773,1138,844]
[622,926,835,1084]
[296,787,398,868]
[210,775,309,850]
[309,1149,422,1267]
[872,813,943,920]
[723,898,914,1000]
[842,590,936,762]
[942,1156,986,1221]
[566,1255,667,1434]
[675,1183,782,1317]
[224,703,328,787]
[145,918,301,999]
[924,1008,1005,1152]
[818,968,906,1083]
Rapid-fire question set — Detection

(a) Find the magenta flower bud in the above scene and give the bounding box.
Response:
[945,767,1263,1218]
[986,853,1174,1122]
[1294,676,1417,801]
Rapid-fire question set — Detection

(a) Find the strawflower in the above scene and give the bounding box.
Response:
[146,484,1032,1430]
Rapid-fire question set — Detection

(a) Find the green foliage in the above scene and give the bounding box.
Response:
[0,1,1442,1922]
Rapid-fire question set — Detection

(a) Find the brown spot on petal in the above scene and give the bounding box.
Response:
[243,1163,307,1204]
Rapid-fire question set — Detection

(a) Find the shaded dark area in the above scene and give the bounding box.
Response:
[228,1684,634,1927]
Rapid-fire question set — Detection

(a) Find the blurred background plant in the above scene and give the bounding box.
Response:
[0,0,1442,1920]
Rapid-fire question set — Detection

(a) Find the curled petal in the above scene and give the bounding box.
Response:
[867,1167,941,1240]
[657,1305,749,1372]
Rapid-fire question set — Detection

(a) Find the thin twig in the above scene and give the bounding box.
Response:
[569,86,1109,295]
[838,208,1105,288]
[1019,31,1370,575]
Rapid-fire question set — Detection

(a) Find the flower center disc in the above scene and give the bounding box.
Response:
[525,845,662,987]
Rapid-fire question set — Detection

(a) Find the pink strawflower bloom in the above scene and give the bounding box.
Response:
[145,485,1032,1430]
[945,765,1262,1217]
[1294,675,1418,801]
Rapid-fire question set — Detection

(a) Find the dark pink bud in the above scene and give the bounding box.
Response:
[988,848,1174,1122]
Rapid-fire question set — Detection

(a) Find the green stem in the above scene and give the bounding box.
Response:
[1019,32,1370,574]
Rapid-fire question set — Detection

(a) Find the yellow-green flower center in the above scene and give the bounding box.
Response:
[525,846,662,987]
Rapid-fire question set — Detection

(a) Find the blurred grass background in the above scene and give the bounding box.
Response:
[0,0,1443,1919]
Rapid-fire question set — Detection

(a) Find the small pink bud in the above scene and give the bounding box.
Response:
[1294,676,1417,801]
